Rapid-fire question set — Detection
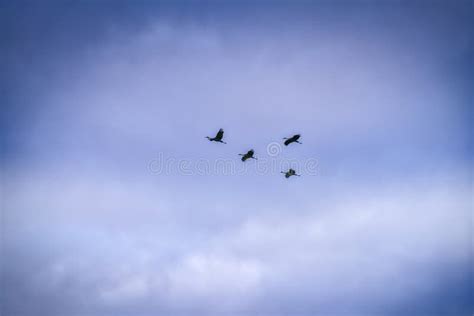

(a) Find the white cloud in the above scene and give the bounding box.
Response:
[166,253,263,309]
[3,168,470,313]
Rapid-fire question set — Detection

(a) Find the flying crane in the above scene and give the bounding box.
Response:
[239,149,257,162]
[281,168,300,178]
[283,134,302,146]
[206,128,226,144]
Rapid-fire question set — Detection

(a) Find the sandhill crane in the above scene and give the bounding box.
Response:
[283,134,302,146]
[206,128,226,144]
[281,168,300,178]
[239,149,257,162]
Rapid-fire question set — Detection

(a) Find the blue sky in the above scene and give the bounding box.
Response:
[1,1,473,315]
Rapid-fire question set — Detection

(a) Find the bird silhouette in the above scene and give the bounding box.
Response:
[239,149,257,161]
[283,134,302,146]
[206,128,226,144]
[281,168,300,178]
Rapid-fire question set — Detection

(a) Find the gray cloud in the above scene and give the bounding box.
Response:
[2,2,472,316]
[3,167,471,315]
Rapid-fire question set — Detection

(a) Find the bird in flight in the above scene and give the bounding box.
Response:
[239,149,257,161]
[281,168,300,178]
[283,134,302,146]
[206,128,226,144]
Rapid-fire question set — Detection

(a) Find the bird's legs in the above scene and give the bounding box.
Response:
[206,136,226,143]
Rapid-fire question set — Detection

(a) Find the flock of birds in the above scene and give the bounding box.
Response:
[206,128,302,178]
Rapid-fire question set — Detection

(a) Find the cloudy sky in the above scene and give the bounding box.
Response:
[1,1,473,315]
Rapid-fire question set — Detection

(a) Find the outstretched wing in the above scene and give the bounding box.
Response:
[215,128,224,141]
